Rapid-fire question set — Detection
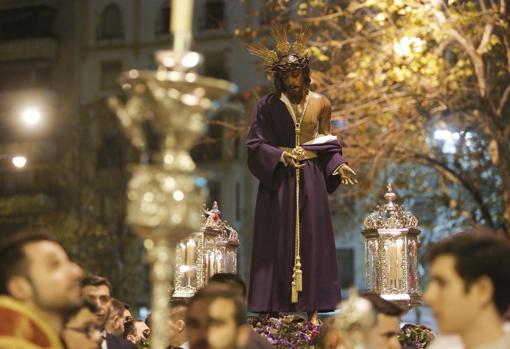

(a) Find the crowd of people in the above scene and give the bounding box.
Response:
[0,226,509,349]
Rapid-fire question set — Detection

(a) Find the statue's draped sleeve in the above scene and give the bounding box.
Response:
[245,97,284,191]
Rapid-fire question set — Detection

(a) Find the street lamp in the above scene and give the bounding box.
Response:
[20,107,42,126]
[11,156,27,168]
[0,155,28,169]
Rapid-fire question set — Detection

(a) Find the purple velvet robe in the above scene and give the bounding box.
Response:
[246,93,346,312]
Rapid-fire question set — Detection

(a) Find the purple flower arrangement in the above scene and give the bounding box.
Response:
[248,314,321,349]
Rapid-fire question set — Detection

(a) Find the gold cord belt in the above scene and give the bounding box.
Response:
[279,145,317,304]
[279,147,318,161]
[281,93,312,304]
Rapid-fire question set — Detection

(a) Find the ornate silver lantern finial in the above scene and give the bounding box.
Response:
[363,184,418,230]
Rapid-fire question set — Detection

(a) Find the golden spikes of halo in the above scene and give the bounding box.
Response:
[292,26,312,58]
[271,24,291,56]
[246,24,312,70]
[245,43,279,69]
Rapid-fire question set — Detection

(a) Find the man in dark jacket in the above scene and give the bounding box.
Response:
[81,275,134,349]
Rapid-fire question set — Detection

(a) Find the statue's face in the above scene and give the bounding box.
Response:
[282,69,305,103]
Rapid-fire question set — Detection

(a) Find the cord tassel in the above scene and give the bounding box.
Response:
[295,258,302,291]
[291,281,298,303]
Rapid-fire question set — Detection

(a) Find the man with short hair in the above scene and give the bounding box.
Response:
[62,299,104,349]
[106,298,128,337]
[122,302,133,323]
[81,275,134,349]
[186,284,250,349]
[209,273,247,298]
[424,230,510,349]
[167,299,189,349]
[124,320,150,347]
[81,275,113,324]
[362,294,403,349]
[208,273,273,349]
[0,228,83,349]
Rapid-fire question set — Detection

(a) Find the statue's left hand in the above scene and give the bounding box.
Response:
[339,164,358,185]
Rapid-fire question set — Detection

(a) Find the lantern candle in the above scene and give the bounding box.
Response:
[396,239,403,286]
[389,242,397,283]
[208,251,215,277]
[215,253,222,273]
[180,242,186,263]
[186,239,195,266]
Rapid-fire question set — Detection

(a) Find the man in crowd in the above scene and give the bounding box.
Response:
[81,275,134,349]
[424,230,510,349]
[186,284,250,349]
[124,320,150,346]
[122,302,133,323]
[167,299,190,349]
[316,317,342,349]
[363,294,402,349]
[62,299,104,349]
[81,276,113,324]
[106,298,129,337]
[0,228,83,349]
[209,273,273,349]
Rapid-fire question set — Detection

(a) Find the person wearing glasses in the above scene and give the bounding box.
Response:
[63,300,104,349]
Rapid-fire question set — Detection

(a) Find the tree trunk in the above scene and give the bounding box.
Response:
[497,140,510,237]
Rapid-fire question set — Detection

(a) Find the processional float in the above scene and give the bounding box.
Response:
[109,1,236,348]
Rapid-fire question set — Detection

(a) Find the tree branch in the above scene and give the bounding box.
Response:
[477,23,493,54]
[497,85,510,117]
[448,29,488,98]
[503,35,510,75]
[414,153,495,227]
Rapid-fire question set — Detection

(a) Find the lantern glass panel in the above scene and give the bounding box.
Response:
[407,238,418,291]
[225,248,236,273]
[365,239,378,292]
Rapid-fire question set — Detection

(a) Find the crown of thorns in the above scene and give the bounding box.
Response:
[246,25,312,73]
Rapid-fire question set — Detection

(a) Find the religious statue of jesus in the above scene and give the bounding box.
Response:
[245,26,357,322]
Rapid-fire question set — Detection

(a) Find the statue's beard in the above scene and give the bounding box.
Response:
[285,85,305,103]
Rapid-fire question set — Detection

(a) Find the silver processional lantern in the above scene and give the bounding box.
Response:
[362,184,422,308]
[173,201,240,298]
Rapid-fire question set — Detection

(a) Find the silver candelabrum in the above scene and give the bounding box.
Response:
[109,50,236,349]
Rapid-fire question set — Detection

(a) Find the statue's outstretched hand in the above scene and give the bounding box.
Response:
[339,164,358,185]
[282,151,306,169]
